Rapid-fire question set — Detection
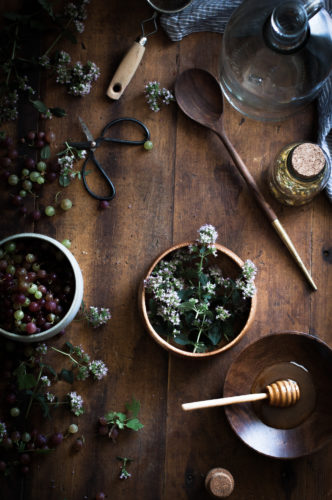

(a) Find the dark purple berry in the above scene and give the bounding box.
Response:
[99,200,110,210]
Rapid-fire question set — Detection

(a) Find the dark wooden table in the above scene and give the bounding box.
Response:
[1,1,331,499]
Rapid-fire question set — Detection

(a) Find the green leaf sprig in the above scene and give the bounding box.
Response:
[102,398,144,441]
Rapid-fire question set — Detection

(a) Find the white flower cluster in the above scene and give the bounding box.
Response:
[55,51,100,97]
[40,375,51,387]
[57,148,86,178]
[88,360,108,380]
[215,305,231,321]
[197,224,218,251]
[145,260,184,328]
[145,81,175,112]
[0,421,7,441]
[236,259,257,298]
[64,0,90,33]
[18,75,35,95]
[119,470,131,480]
[46,392,55,403]
[67,391,84,416]
[0,90,19,125]
[86,306,111,328]
[38,55,51,68]
[35,343,48,355]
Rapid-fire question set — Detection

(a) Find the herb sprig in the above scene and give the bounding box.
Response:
[145,225,257,353]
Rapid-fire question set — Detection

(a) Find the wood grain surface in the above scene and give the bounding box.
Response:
[0,1,331,499]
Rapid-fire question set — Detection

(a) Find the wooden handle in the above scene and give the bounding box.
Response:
[106,41,146,100]
[217,127,277,223]
[182,392,268,411]
[216,125,317,290]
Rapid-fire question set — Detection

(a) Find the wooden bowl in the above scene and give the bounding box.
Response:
[224,331,332,458]
[139,241,257,358]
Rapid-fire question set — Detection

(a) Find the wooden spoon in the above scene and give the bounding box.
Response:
[182,379,300,411]
[174,68,317,291]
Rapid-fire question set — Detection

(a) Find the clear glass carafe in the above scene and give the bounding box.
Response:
[219,0,332,121]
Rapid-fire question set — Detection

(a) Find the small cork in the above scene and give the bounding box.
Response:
[205,468,235,498]
[291,143,326,179]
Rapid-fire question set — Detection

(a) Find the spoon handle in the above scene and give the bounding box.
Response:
[216,128,317,291]
[182,392,268,411]
[218,130,276,222]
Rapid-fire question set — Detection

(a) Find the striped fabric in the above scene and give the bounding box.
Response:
[161,0,332,202]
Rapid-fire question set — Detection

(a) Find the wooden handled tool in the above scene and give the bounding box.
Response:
[106,12,158,100]
[182,379,300,411]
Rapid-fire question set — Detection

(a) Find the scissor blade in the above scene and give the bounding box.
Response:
[78,116,94,143]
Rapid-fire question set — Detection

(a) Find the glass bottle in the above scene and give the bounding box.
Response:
[268,142,331,205]
[219,0,332,121]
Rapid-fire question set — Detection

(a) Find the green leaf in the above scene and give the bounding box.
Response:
[126,418,144,431]
[173,333,193,346]
[41,144,50,160]
[30,99,48,113]
[50,107,66,117]
[179,301,196,312]
[125,397,140,418]
[65,341,74,353]
[13,364,37,390]
[115,412,127,422]
[222,321,234,342]
[199,273,209,286]
[35,394,50,418]
[40,362,57,378]
[177,289,194,301]
[59,174,71,187]
[104,411,117,424]
[59,369,74,384]
[207,324,222,346]
[38,0,54,18]
[194,343,207,353]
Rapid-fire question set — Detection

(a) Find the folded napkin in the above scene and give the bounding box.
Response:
[161,0,332,202]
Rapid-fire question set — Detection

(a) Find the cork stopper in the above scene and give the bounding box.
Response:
[205,468,235,498]
[290,143,326,179]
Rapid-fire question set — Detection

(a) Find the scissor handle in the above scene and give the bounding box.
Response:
[100,117,150,145]
[82,151,116,201]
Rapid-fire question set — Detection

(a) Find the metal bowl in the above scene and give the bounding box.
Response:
[0,233,83,343]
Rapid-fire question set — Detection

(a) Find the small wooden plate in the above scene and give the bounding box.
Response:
[224,331,332,458]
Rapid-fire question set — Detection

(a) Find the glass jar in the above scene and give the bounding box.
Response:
[219,0,332,121]
[268,142,331,205]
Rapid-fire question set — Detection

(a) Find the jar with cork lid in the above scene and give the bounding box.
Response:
[205,468,235,498]
[268,142,330,205]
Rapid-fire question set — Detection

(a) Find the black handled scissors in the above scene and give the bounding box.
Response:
[68,116,151,201]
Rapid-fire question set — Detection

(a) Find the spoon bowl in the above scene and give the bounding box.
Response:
[174,68,223,127]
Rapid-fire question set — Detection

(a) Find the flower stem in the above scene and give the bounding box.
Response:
[43,18,73,57]
[5,25,19,86]
[193,313,206,353]
[51,347,82,367]
[25,367,43,419]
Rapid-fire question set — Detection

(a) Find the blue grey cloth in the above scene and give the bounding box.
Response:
[161,0,332,202]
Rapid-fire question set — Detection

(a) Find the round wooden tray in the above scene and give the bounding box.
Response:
[223,331,332,459]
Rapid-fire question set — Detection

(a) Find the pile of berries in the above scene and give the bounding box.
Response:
[0,130,73,220]
[0,238,74,335]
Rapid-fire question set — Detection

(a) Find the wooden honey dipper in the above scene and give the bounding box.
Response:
[182,379,300,411]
